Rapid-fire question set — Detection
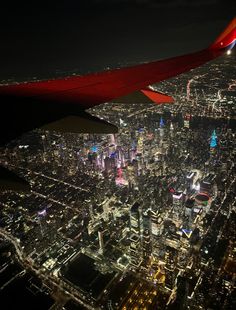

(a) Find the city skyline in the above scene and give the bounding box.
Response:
[0,2,236,309]
[0,51,236,309]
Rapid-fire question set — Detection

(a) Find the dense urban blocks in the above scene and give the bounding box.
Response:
[0,52,235,309]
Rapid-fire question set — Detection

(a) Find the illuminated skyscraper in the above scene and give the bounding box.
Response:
[160,117,164,128]
[184,113,191,128]
[41,133,51,163]
[170,122,174,137]
[165,246,178,290]
[129,202,144,267]
[130,202,142,235]
[142,210,152,260]
[210,129,217,149]
[98,230,104,254]
[137,132,144,154]
[127,163,136,189]
[151,209,163,237]
[104,156,116,174]
[115,167,128,186]
[171,191,183,222]
[186,171,195,190]
[37,209,47,237]
[159,117,165,138]
[129,234,142,268]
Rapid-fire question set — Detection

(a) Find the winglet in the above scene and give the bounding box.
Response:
[209,17,236,51]
[141,88,174,104]
[111,88,174,104]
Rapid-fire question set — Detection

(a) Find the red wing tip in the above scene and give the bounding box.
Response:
[210,17,236,50]
[141,88,174,104]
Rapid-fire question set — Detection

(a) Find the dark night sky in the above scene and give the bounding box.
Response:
[0,0,235,80]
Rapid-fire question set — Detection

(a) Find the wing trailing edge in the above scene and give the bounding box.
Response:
[41,113,118,134]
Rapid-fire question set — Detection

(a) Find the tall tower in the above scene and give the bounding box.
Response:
[89,204,95,222]
[37,209,47,237]
[137,129,144,154]
[171,191,183,222]
[130,202,142,235]
[129,202,143,268]
[151,209,163,237]
[159,117,165,138]
[142,210,152,261]
[41,134,50,163]
[184,113,191,128]
[170,122,174,137]
[209,129,220,172]
[164,246,178,290]
[210,129,217,149]
[98,230,104,254]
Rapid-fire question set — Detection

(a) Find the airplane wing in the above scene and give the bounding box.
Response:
[0,17,235,134]
[0,17,235,190]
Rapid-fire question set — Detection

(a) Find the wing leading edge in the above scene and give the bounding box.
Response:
[0,17,235,110]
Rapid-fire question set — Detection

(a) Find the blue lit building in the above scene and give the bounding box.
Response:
[160,117,165,128]
[210,130,217,149]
